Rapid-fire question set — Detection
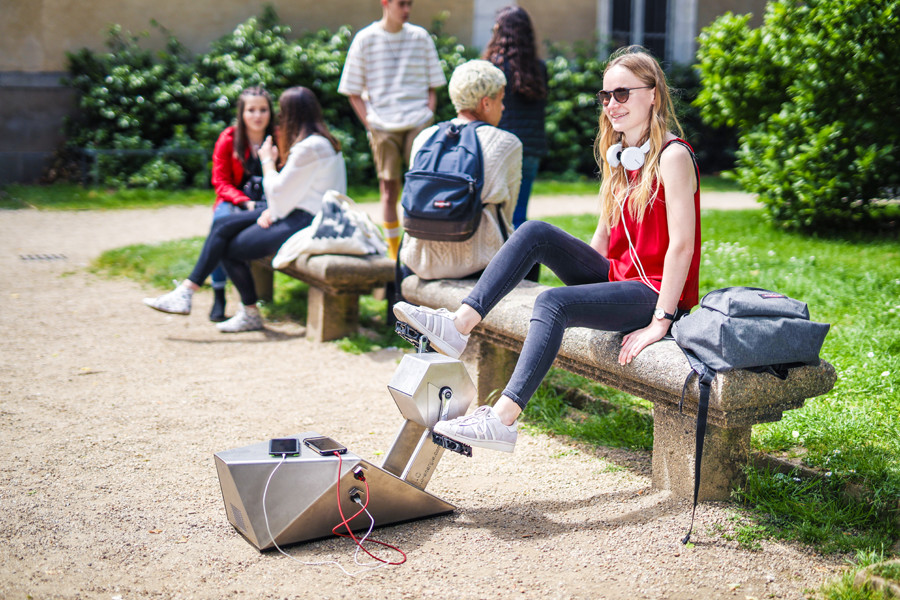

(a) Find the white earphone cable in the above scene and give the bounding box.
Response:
[612,179,661,295]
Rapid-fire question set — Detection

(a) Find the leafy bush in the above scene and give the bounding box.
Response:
[428,13,481,124]
[695,0,900,230]
[63,8,733,188]
[666,63,738,175]
[542,41,606,178]
[126,157,186,189]
[64,8,477,187]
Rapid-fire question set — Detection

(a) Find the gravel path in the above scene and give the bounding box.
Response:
[0,195,846,600]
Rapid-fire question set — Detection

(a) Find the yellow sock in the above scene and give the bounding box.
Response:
[384,220,401,260]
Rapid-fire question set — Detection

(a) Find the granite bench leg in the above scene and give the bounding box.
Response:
[252,262,274,303]
[651,404,750,501]
[307,286,359,343]
[461,337,519,405]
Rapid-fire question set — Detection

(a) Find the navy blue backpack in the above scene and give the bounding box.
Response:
[400,120,486,242]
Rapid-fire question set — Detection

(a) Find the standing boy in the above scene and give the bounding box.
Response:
[338,0,447,259]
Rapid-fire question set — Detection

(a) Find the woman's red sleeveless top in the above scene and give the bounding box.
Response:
[607,139,701,310]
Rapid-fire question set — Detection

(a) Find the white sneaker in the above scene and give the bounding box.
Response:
[393,301,469,359]
[433,405,518,453]
[144,281,192,315]
[216,306,263,333]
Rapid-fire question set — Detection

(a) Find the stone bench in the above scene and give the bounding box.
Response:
[401,275,837,502]
[252,253,395,342]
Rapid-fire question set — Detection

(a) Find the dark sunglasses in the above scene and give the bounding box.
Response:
[597,86,654,106]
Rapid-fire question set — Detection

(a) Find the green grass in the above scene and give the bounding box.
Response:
[697,172,745,192]
[521,383,654,451]
[91,237,206,287]
[730,467,895,554]
[872,561,900,580]
[1,175,741,211]
[696,212,900,499]
[0,184,213,210]
[817,549,895,600]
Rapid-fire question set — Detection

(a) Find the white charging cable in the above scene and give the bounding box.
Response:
[261,456,386,577]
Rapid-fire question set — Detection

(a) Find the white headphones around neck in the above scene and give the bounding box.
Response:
[606,140,651,171]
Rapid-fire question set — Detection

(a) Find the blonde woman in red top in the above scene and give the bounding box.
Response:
[394,46,701,453]
[207,87,274,321]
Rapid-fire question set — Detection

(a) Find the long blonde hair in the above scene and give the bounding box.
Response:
[594,47,683,229]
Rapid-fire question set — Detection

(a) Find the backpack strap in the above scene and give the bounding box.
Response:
[496,203,510,242]
[682,366,713,545]
[468,120,487,201]
[674,345,714,545]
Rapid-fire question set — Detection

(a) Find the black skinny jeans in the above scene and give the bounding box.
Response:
[462,220,659,410]
[188,208,314,305]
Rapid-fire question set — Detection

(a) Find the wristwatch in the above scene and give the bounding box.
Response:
[653,307,676,321]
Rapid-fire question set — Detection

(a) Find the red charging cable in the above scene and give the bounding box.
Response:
[330,452,407,565]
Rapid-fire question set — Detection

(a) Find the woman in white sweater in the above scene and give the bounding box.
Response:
[144,87,347,332]
[400,60,523,280]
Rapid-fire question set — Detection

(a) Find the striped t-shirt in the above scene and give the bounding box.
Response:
[338,22,446,132]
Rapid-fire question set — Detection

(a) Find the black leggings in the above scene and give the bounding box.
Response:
[188,208,314,305]
[462,220,659,409]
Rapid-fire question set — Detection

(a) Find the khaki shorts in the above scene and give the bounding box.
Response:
[368,121,433,181]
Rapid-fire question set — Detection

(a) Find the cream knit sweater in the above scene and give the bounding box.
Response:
[400,121,523,279]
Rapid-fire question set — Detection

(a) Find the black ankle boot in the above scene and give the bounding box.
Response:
[209,288,227,322]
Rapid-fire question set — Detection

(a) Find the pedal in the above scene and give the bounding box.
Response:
[431,432,472,457]
[394,321,435,353]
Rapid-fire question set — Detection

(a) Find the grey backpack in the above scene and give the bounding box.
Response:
[672,287,830,372]
[670,287,830,543]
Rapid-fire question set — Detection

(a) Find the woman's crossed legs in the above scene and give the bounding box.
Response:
[396,220,658,451]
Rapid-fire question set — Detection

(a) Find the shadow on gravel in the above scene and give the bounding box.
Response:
[165,329,307,344]
[447,487,683,542]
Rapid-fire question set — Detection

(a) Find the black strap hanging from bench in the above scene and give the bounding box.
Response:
[676,354,796,544]
[681,367,713,545]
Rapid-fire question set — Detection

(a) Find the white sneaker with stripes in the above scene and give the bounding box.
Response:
[392,301,469,359]
[433,405,518,453]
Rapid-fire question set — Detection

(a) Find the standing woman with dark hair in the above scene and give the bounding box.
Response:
[482,5,548,229]
[207,86,275,322]
[144,86,347,333]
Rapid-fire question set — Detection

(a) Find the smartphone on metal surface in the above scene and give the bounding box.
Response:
[269,437,300,456]
[304,436,347,456]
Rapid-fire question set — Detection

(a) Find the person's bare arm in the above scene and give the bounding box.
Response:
[348,94,369,130]
[590,221,609,257]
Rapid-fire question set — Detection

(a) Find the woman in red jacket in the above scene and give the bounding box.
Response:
[207,87,275,321]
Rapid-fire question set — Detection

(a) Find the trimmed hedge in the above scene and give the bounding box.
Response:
[63,7,732,188]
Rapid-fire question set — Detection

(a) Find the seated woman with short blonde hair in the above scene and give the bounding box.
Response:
[400,59,523,280]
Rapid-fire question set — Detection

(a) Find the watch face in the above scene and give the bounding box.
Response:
[654,308,664,319]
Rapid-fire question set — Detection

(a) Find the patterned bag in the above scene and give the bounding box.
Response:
[272,191,386,268]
